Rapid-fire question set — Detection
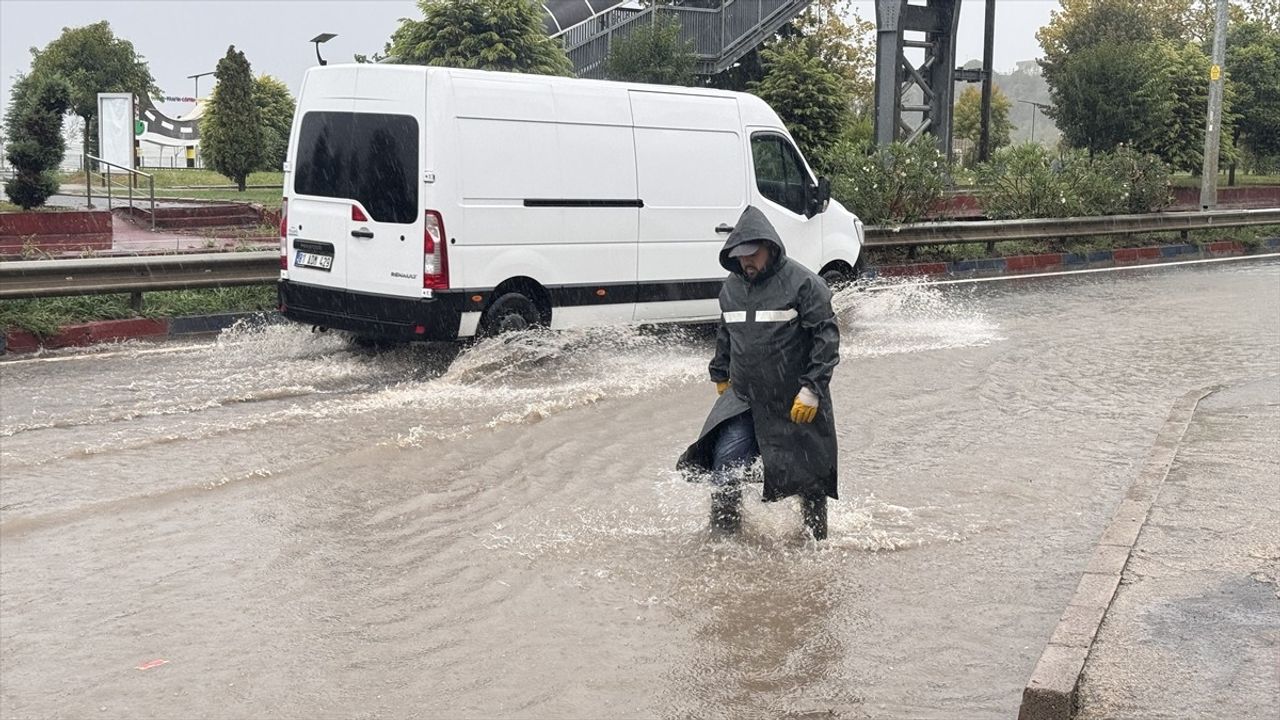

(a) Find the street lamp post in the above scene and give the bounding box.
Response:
[187,71,215,100]
[311,33,338,66]
[1017,99,1051,144]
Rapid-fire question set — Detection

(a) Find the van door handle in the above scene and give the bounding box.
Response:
[715,224,734,234]
[351,229,374,239]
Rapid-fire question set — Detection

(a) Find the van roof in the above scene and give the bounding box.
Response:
[301,63,779,120]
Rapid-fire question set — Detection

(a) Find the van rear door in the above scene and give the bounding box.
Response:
[291,67,426,299]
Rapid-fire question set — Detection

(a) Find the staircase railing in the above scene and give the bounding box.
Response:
[83,154,156,230]
[557,0,810,78]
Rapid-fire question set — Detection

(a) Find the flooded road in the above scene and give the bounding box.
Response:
[2,259,1278,719]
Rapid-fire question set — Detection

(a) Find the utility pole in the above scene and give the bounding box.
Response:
[978,0,996,162]
[1199,0,1228,210]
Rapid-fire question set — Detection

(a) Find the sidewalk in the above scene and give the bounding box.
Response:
[1076,376,1280,718]
[40,192,271,254]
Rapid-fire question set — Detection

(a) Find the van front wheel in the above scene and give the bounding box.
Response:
[480,292,541,336]
[821,268,850,289]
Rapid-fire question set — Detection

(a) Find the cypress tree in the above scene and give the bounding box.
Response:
[201,46,262,191]
[3,74,72,210]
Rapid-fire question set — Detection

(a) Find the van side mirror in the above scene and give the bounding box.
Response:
[806,177,832,218]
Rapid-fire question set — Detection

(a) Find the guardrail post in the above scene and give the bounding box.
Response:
[986,240,996,255]
[85,156,92,209]
[129,292,144,312]
[106,166,113,210]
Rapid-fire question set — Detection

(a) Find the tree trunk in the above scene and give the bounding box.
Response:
[237,176,247,192]
[81,114,90,173]
[1228,126,1239,186]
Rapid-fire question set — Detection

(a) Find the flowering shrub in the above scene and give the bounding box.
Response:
[817,141,949,224]
[976,143,1171,219]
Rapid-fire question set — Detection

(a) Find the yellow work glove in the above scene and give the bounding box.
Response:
[790,386,819,424]
[716,380,731,396]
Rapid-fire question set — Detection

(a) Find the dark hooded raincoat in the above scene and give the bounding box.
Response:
[678,206,841,501]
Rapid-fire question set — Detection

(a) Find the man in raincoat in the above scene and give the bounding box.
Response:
[678,206,841,540]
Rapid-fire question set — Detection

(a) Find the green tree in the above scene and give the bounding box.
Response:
[1226,20,1280,180]
[253,75,295,172]
[1038,0,1227,171]
[26,21,157,162]
[1134,39,1220,174]
[389,0,573,76]
[953,85,1014,166]
[753,42,851,157]
[3,74,72,209]
[786,0,876,107]
[1043,40,1153,154]
[605,14,697,85]
[200,46,262,191]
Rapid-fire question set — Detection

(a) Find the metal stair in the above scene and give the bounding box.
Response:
[546,0,813,79]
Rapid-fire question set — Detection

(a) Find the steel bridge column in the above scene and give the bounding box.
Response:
[873,0,907,147]
[927,0,961,158]
[873,0,962,154]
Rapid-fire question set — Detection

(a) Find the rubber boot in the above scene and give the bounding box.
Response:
[802,495,828,541]
[709,486,742,536]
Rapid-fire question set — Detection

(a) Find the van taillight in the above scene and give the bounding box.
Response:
[279,198,288,271]
[424,210,449,290]
[352,204,368,222]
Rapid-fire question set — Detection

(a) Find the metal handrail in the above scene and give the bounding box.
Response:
[84,154,156,230]
[1,209,1276,300]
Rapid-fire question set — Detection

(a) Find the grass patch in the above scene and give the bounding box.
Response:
[0,285,277,337]
[153,188,283,208]
[1,201,75,213]
[62,168,283,188]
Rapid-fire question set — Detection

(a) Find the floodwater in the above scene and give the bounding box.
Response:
[2,259,1278,719]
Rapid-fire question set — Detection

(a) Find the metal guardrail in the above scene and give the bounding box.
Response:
[84,154,157,230]
[864,208,1280,248]
[1,209,1277,300]
[0,251,277,300]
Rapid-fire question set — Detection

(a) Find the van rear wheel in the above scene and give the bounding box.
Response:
[480,292,541,336]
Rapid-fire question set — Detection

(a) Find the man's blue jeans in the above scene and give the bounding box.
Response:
[712,411,759,486]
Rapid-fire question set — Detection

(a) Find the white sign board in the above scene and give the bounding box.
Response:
[97,93,134,169]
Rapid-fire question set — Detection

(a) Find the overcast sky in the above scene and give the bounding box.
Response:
[1,0,1060,120]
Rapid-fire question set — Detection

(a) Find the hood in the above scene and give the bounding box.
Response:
[719,205,788,275]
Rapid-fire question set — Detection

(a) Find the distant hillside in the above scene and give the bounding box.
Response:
[957,59,1061,147]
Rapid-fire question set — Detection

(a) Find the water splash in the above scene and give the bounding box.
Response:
[834,279,1001,357]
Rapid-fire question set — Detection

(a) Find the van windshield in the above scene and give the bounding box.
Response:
[294,111,419,224]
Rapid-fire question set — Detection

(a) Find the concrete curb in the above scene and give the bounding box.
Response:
[1017,387,1216,720]
[865,237,1280,279]
[2,311,277,354]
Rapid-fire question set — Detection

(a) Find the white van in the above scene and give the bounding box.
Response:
[278,65,864,341]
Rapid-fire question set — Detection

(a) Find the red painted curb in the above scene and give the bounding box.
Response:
[1205,240,1245,255]
[1112,247,1163,263]
[1005,253,1066,272]
[4,318,170,352]
[878,262,950,277]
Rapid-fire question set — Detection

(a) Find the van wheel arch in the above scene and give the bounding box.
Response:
[481,277,552,334]
[820,260,858,288]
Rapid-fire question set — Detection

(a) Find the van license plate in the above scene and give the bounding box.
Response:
[295,251,333,271]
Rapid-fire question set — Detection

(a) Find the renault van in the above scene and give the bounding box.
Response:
[278,65,864,341]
